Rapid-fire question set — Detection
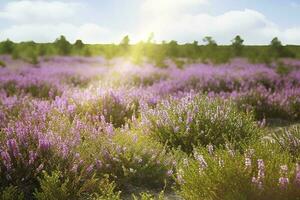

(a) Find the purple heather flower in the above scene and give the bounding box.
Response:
[183,158,189,166]
[293,163,300,187]
[36,163,44,173]
[7,139,19,158]
[257,159,265,180]
[29,151,37,165]
[38,138,51,152]
[279,177,289,189]
[95,159,102,169]
[245,157,252,169]
[194,153,208,169]
[61,144,68,158]
[1,151,12,170]
[71,164,78,173]
[167,169,173,176]
[207,144,214,155]
[177,169,185,184]
[86,164,94,173]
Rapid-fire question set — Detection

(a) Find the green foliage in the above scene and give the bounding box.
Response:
[0,39,14,54]
[143,96,260,153]
[0,60,6,68]
[0,186,24,200]
[34,171,70,200]
[203,36,217,46]
[120,35,130,56]
[74,39,84,49]
[88,176,121,200]
[236,90,300,121]
[231,35,244,56]
[177,142,299,200]
[77,131,174,190]
[132,191,165,200]
[173,58,185,69]
[54,35,72,55]
[272,125,300,159]
[1,81,61,99]
[75,92,139,128]
[268,37,295,59]
[34,171,121,200]
[1,36,300,65]
[276,63,291,76]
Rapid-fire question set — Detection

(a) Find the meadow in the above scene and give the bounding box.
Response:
[0,44,300,199]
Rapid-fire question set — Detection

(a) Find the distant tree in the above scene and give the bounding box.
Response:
[0,39,14,54]
[147,32,155,43]
[231,35,244,56]
[202,36,218,63]
[269,37,295,58]
[203,36,217,46]
[120,35,130,47]
[270,37,283,56]
[54,35,71,55]
[168,40,178,57]
[74,39,84,49]
[192,40,198,47]
[120,35,130,56]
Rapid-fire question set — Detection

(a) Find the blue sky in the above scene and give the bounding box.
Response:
[0,0,300,44]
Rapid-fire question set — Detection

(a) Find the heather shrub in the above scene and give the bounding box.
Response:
[236,90,289,120]
[272,125,300,159]
[142,95,260,153]
[34,171,121,200]
[236,88,300,120]
[75,91,139,128]
[0,128,60,196]
[34,171,70,200]
[132,191,165,200]
[24,83,61,99]
[276,63,291,76]
[1,80,61,99]
[87,176,121,200]
[63,75,91,87]
[0,185,24,200]
[176,142,300,200]
[130,72,168,86]
[0,60,6,68]
[77,131,174,190]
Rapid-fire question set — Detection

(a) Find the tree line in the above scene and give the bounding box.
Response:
[0,35,299,66]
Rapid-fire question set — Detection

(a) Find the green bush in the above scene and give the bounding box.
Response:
[34,171,70,200]
[132,191,165,200]
[236,90,300,120]
[34,171,121,200]
[77,131,174,190]
[176,142,300,200]
[143,96,261,153]
[272,125,300,159]
[0,60,6,68]
[276,63,291,76]
[0,186,24,200]
[87,176,121,200]
[75,91,139,128]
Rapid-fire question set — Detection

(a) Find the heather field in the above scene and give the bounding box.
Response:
[0,55,300,199]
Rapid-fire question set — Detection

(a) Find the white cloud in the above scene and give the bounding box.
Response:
[0,0,82,23]
[139,0,300,44]
[283,27,300,44]
[0,23,115,44]
[141,0,208,17]
[0,0,300,44]
[0,1,115,43]
[76,23,111,44]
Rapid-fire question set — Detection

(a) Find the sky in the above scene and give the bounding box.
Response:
[0,0,300,44]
